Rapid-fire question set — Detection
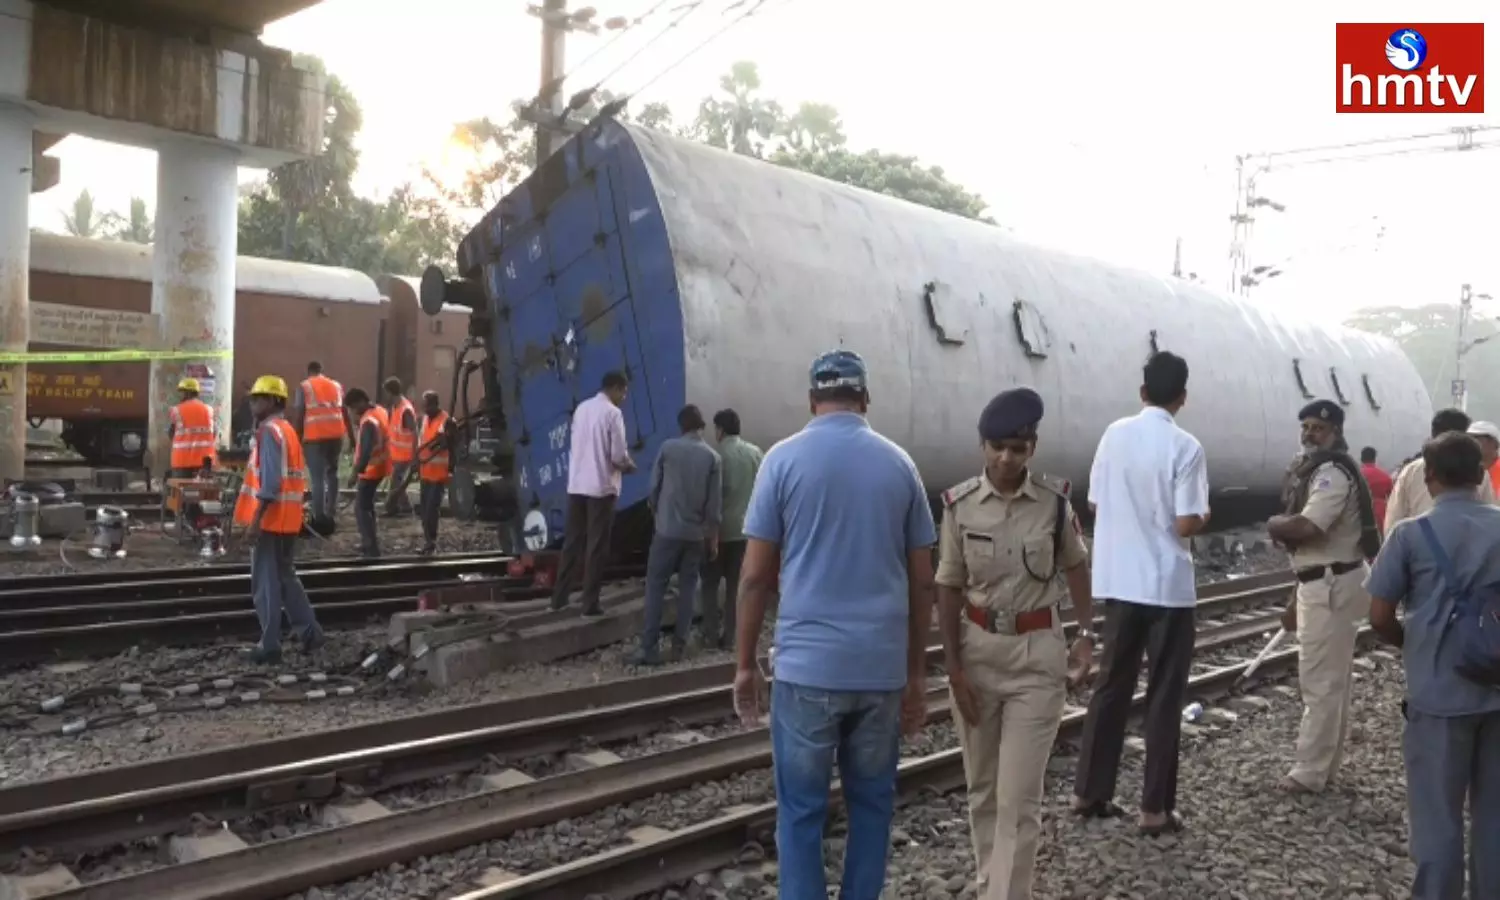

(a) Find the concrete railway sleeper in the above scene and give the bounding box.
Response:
[0,577,1299,895]
[0,565,649,664]
[0,573,1293,828]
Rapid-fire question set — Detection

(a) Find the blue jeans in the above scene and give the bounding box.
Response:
[1405,707,1500,899]
[770,679,901,900]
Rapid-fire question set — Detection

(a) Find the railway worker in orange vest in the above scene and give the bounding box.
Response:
[290,361,348,526]
[416,390,457,556]
[234,375,324,665]
[167,377,218,477]
[344,387,390,559]
[382,377,418,517]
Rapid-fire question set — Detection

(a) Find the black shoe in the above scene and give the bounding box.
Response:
[626,648,663,667]
[549,597,568,612]
[580,605,604,618]
[417,544,436,556]
[245,646,283,665]
[301,633,327,653]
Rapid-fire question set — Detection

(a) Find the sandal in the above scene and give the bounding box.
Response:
[1140,811,1185,837]
[1072,800,1127,819]
[1276,776,1315,794]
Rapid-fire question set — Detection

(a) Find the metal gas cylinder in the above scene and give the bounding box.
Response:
[89,506,130,559]
[9,492,40,548]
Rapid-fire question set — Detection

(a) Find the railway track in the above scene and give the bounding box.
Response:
[0,554,611,664]
[0,571,1301,899]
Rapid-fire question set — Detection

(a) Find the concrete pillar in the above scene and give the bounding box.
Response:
[0,106,32,484]
[148,141,238,474]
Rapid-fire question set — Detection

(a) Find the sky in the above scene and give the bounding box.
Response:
[27,0,1500,334]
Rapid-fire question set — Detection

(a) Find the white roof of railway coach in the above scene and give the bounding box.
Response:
[29,233,383,304]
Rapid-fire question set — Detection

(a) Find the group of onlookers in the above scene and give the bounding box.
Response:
[545,353,1500,900]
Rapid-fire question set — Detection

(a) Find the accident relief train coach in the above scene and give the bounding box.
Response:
[416,117,1432,553]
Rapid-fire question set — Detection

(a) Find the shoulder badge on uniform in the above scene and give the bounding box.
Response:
[942,476,983,508]
[1029,472,1069,497]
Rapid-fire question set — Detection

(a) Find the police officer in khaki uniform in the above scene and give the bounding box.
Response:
[1267,399,1373,793]
[936,388,1096,900]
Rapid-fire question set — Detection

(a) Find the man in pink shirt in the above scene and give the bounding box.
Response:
[550,371,636,615]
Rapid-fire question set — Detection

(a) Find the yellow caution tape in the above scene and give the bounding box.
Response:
[0,349,234,363]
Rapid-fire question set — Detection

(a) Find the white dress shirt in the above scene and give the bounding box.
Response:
[1088,406,1210,608]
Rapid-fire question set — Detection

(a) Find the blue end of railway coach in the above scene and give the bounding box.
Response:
[480,120,685,551]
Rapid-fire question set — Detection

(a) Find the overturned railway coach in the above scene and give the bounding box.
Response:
[431,119,1432,552]
[26,234,470,467]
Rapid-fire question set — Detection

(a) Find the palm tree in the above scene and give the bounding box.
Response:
[104,197,153,244]
[61,189,103,238]
[693,61,785,158]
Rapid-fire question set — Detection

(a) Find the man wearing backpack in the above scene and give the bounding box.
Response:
[1366,431,1500,900]
[1267,399,1382,795]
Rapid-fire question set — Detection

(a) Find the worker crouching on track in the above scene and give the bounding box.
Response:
[416,391,456,556]
[234,375,324,665]
[937,388,1095,900]
[1267,399,1381,794]
[167,377,217,477]
[344,388,390,559]
[383,378,418,517]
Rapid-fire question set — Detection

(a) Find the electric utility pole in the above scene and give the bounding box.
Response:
[1454,283,1472,410]
[528,1,599,167]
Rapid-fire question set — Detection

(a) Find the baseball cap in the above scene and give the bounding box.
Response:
[809,349,868,391]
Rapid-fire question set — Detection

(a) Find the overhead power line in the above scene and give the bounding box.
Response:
[622,0,790,106]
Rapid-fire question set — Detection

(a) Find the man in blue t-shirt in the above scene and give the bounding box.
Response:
[1366,430,1500,900]
[732,349,937,899]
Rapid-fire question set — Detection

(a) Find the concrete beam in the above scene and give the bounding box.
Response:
[30,131,59,193]
[38,0,324,38]
[0,0,326,168]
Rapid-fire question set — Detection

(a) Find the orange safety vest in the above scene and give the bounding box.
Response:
[233,417,308,534]
[168,398,218,470]
[388,396,417,463]
[356,406,391,481]
[299,375,346,442]
[418,411,451,484]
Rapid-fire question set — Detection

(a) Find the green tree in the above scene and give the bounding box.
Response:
[102,196,153,244]
[1345,303,1500,425]
[689,61,993,221]
[61,188,103,238]
[237,55,464,276]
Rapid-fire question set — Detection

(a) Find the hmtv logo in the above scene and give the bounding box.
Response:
[1336,23,1485,113]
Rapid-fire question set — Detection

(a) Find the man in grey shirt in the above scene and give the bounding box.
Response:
[631,404,722,666]
[700,408,764,650]
[1366,431,1500,899]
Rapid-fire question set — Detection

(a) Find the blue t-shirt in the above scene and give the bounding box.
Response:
[743,412,937,692]
[1365,491,1500,718]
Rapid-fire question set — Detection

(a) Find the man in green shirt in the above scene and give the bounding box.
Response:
[701,408,764,649]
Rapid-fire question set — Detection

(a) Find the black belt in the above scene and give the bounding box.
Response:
[1295,560,1363,583]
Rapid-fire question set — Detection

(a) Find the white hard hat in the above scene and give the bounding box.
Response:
[1467,421,1500,442]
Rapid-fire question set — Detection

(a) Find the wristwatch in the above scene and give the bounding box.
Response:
[1075,628,1096,644]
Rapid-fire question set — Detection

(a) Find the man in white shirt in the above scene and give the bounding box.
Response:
[1071,351,1210,837]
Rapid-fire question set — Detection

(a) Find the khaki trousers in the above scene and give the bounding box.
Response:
[1288,564,1368,790]
[952,618,1066,900]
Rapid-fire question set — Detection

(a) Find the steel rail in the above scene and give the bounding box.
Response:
[0,574,1295,861]
[464,630,1381,900]
[0,554,518,606]
[49,611,1338,900]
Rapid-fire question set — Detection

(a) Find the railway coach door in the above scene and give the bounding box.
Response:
[495,156,659,548]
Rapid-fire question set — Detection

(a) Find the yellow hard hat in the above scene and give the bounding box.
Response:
[249,375,289,399]
[177,377,201,393]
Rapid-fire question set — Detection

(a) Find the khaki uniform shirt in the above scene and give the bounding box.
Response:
[1290,462,1364,567]
[935,471,1088,616]
[1384,459,1496,533]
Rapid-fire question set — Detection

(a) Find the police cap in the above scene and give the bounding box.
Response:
[1298,399,1345,428]
[979,388,1044,442]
